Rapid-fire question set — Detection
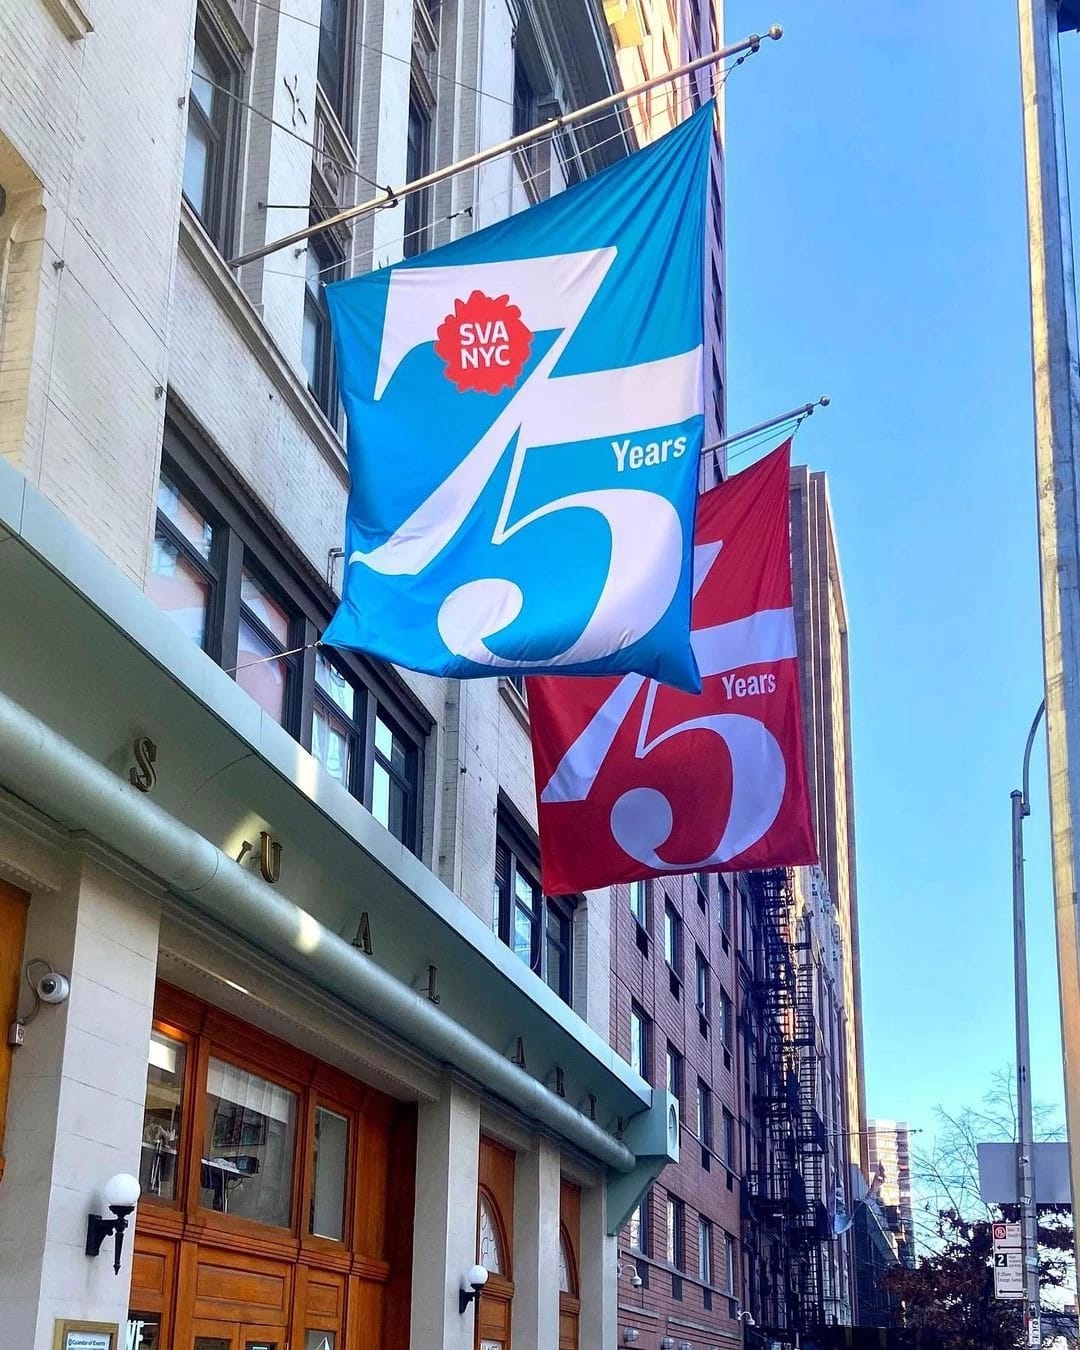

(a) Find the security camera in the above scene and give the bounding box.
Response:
[631,1272,643,1289]
[36,972,70,1004]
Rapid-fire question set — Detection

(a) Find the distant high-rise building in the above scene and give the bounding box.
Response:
[867,1119,916,1264]
[789,467,868,1175]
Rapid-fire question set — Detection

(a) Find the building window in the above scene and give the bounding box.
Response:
[695,871,709,906]
[666,1044,682,1104]
[720,989,733,1050]
[697,1080,711,1147]
[722,1108,735,1169]
[630,1003,649,1078]
[140,1030,187,1203]
[666,1194,684,1269]
[723,1231,736,1293]
[695,949,710,1018]
[184,14,241,252]
[627,1194,650,1254]
[302,230,343,420]
[310,1105,349,1241]
[513,54,537,138]
[493,823,575,1004]
[404,92,432,258]
[718,874,732,933]
[629,880,647,927]
[544,894,575,1004]
[150,473,219,652]
[150,423,428,858]
[202,1057,298,1227]
[664,901,681,971]
[237,566,299,729]
[698,1215,713,1285]
[317,0,351,129]
[312,650,362,790]
[372,707,420,850]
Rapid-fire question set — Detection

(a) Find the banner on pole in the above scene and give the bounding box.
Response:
[527,441,818,894]
[323,105,715,692]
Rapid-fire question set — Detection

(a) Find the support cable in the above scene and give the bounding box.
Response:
[228,27,783,267]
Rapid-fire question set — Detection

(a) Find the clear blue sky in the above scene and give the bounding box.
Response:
[723,0,1077,1141]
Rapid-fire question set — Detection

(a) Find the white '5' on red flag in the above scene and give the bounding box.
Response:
[526,440,818,895]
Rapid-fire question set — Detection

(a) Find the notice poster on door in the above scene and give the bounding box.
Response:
[53,1322,117,1350]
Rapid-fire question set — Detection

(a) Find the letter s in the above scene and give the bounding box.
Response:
[672,436,688,457]
[459,323,475,344]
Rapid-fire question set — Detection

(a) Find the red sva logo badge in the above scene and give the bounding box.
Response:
[434,290,533,394]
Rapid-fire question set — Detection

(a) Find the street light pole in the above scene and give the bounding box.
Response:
[1015,0,1080,1296]
[1013,701,1045,1346]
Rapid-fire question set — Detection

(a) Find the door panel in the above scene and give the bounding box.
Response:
[192,1318,239,1350]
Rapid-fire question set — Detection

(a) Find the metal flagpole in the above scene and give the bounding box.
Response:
[228,26,783,268]
[700,395,831,455]
[1015,0,1080,1299]
[1013,701,1045,1347]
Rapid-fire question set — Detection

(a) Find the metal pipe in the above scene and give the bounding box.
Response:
[701,395,831,456]
[0,688,636,1172]
[1014,700,1046,1342]
[227,27,783,268]
[1016,0,1080,1305]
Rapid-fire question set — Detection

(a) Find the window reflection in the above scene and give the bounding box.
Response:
[201,1057,297,1227]
[310,1106,348,1241]
[140,1030,186,1201]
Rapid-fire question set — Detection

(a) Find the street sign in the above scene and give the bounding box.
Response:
[979,1142,1073,1205]
[992,1221,1021,1249]
[993,1249,1025,1298]
[1027,1311,1042,1346]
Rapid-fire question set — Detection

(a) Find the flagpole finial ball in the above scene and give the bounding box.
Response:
[768,24,783,40]
[820,395,831,407]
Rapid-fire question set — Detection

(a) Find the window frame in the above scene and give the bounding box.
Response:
[493,810,576,1005]
[153,412,429,855]
[184,9,244,254]
[630,1002,650,1080]
[722,1107,736,1170]
[403,88,433,258]
[629,879,647,928]
[698,1215,713,1286]
[151,467,225,658]
[370,702,422,854]
[316,0,356,135]
[666,1043,683,1105]
[663,900,681,974]
[303,223,344,422]
[697,1079,711,1148]
[666,1193,684,1271]
[236,557,304,736]
[720,987,734,1051]
[695,948,710,1019]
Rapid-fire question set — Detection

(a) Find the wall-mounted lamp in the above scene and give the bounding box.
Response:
[458,1263,488,1315]
[617,1260,644,1288]
[678,1341,692,1350]
[735,1305,756,1327]
[85,1173,140,1274]
[660,1339,676,1349]
[622,1330,640,1345]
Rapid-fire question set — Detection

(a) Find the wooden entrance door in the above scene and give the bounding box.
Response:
[131,984,416,1350]
[191,1321,287,1350]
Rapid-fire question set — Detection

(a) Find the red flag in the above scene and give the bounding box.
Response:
[527,441,817,894]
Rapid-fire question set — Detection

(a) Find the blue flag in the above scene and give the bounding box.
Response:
[323,103,713,692]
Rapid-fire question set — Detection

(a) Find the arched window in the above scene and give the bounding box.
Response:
[478,1189,507,1276]
[558,1225,578,1296]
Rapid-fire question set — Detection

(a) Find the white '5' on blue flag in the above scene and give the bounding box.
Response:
[323,103,713,693]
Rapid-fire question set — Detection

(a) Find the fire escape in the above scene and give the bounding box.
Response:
[743,869,831,1341]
